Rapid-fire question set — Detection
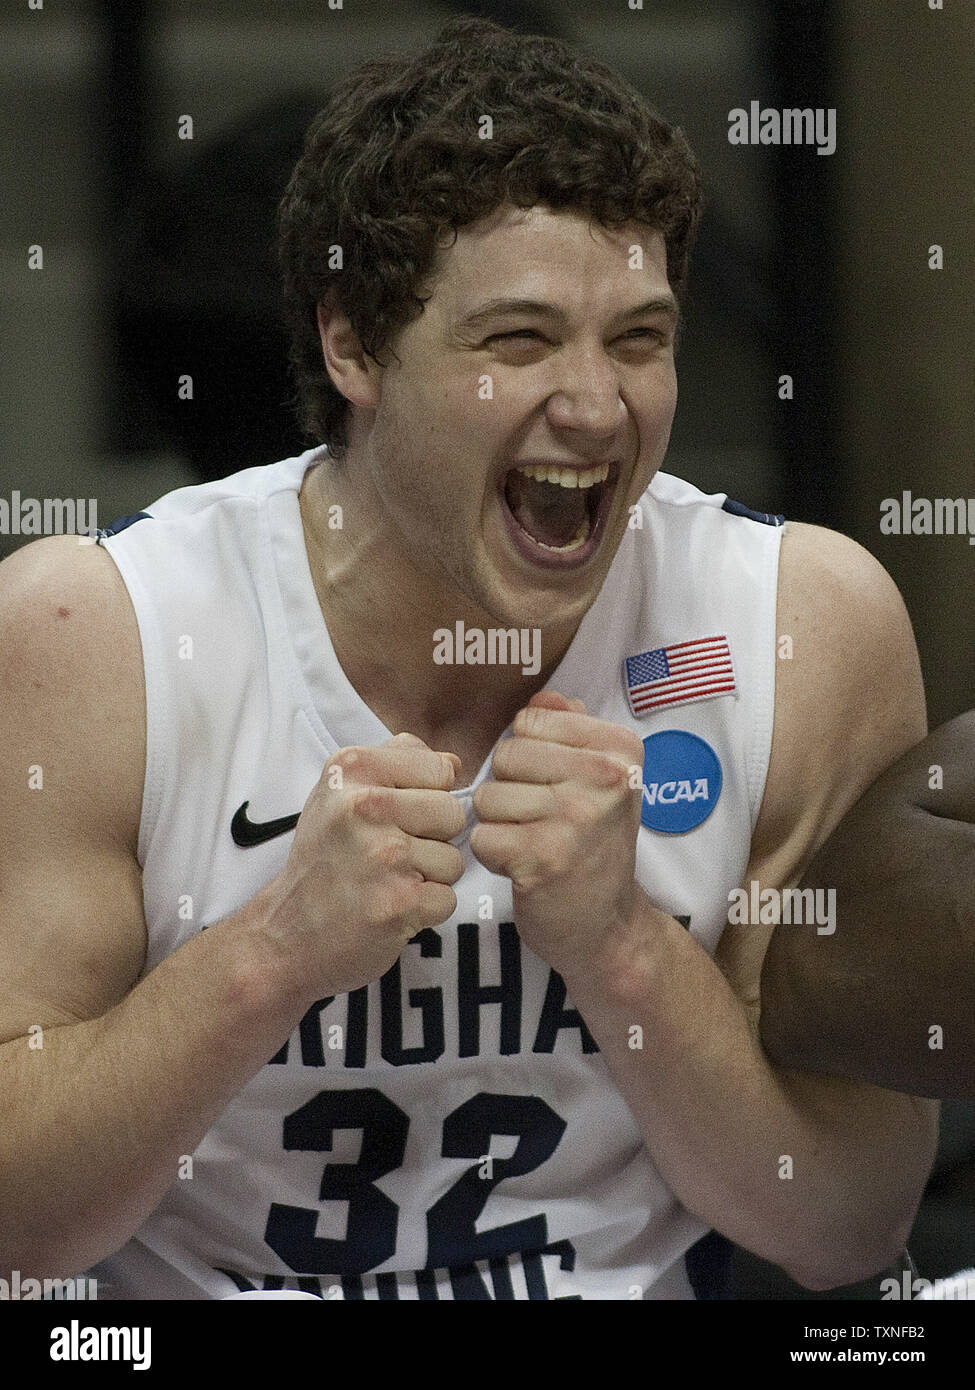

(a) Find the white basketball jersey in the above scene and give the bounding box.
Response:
[89,445,782,1300]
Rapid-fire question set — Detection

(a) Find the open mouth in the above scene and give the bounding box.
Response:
[500,460,618,568]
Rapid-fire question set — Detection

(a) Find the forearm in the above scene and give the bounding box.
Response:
[560,896,938,1290]
[0,884,307,1278]
[761,833,975,1096]
[760,717,975,1096]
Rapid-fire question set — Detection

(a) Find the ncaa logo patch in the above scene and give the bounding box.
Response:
[640,730,722,834]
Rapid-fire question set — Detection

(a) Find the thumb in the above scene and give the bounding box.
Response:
[386,731,462,780]
[528,690,588,716]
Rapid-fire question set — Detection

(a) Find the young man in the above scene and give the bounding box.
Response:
[761,710,975,1100]
[0,18,936,1299]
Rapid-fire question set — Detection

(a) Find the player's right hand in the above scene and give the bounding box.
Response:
[256,733,466,1001]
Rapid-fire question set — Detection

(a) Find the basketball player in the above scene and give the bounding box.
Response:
[0,19,937,1299]
[761,710,975,1099]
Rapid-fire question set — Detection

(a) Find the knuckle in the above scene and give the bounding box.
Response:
[593,751,629,789]
[350,785,391,822]
[368,827,410,870]
[332,745,365,772]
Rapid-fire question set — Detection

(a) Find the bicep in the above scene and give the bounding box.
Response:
[0,846,147,1042]
[0,536,148,1044]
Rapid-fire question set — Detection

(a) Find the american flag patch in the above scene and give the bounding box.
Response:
[624,636,737,716]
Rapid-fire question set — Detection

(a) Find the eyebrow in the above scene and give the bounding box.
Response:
[452,295,680,333]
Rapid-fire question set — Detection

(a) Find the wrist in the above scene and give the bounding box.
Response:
[560,887,677,1008]
[217,877,315,1025]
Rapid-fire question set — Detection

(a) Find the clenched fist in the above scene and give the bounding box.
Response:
[470,691,646,979]
[257,732,466,1004]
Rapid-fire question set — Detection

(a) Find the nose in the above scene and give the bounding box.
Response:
[544,344,626,441]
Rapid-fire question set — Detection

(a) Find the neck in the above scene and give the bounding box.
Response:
[298,457,577,744]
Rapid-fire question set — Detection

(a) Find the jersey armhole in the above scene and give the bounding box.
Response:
[97,536,169,871]
[745,521,785,832]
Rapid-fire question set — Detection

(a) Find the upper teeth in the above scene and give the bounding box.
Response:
[513,462,610,489]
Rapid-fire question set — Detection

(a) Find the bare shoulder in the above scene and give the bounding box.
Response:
[0,535,147,1036]
[0,534,146,849]
[754,520,927,869]
[715,521,926,1012]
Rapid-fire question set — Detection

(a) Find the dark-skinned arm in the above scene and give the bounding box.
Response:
[760,710,975,1099]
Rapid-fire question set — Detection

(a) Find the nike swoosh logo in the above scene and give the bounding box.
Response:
[231,801,300,847]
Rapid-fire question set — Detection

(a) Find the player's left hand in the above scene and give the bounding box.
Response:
[470,690,647,978]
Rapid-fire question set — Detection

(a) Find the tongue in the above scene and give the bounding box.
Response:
[505,471,588,548]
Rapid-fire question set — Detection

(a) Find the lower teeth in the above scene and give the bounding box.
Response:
[535,511,591,552]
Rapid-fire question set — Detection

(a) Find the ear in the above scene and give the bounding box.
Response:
[316,297,383,414]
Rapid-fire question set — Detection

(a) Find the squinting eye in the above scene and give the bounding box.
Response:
[490,329,665,344]
[487,328,669,350]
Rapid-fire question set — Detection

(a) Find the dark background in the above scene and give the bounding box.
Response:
[1,0,973,1299]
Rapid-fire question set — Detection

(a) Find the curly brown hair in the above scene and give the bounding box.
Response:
[277,16,704,455]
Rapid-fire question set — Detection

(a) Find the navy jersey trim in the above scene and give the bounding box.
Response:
[95,510,153,544]
[685,1229,734,1300]
[722,497,785,527]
